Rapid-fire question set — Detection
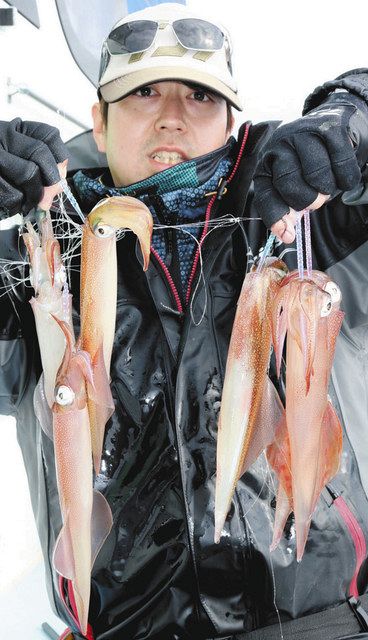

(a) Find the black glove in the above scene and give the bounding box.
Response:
[253,92,368,229]
[0,118,68,217]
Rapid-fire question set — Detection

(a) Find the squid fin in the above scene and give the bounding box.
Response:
[53,516,75,581]
[239,377,284,478]
[295,402,343,562]
[50,315,74,379]
[91,490,113,567]
[73,350,94,389]
[88,343,114,475]
[270,483,292,552]
[33,374,54,440]
[271,293,287,379]
[267,411,293,551]
[88,343,114,409]
[315,403,343,499]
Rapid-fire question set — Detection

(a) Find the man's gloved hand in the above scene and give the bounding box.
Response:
[0,118,68,218]
[253,92,368,243]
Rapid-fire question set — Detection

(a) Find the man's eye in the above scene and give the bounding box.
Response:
[136,86,154,97]
[192,90,210,102]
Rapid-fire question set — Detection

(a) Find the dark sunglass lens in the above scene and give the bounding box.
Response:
[98,43,110,81]
[107,20,157,54]
[173,19,224,51]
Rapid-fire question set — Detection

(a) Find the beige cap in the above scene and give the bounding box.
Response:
[98,3,243,111]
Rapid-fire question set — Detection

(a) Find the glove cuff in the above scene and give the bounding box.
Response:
[303,68,368,114]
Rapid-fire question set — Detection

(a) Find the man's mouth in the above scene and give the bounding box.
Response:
[150,150,186,165]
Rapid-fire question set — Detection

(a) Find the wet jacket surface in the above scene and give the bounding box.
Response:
[2,121,368,640]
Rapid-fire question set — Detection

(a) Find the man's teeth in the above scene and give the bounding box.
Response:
[151,151,183,164]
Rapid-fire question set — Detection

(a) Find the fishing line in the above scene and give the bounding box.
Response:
[303,209,313,276]
[256,232,276,273]
[153,214,243,231]
[0,259,30,299]
[295,211,304,279]
[0,196,82,298]
[188,229,207,326]
[239,456,285,640]
[0,214,240,297]
[60,179,86,223]
[54,193,83,237]
[262,453,285,640]
[155,215,241,325]
[238,470,271,520]
[51,197,260,234]
[277,246,297,261]
[55,194,84,288]
[189,215,245,325]
[0,208,260,300]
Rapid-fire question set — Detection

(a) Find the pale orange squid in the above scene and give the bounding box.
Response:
[215,258,288,543]
[52,318,113,637]
[79,196,153,475]
[267,270,344,561]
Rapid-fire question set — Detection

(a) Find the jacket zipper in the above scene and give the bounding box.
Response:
[328,486,367,598]
[150,246,183,314]
[147,194,184,313]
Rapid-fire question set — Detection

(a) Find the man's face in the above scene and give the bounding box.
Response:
[92,81,234,187]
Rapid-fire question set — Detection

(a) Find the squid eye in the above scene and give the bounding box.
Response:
[321,295,333,317]
[324,281,341,304]
[93,223,115,239]
[55,385,75,406]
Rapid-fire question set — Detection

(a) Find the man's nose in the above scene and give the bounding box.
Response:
[154,97,187,133]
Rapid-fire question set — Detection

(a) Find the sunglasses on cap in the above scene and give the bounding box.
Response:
[105,18,228,56]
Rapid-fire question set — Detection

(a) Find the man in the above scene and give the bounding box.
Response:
[1,3,368,639]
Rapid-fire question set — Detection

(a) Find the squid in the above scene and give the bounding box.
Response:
[267,271,344,560]
[52,318,113,637]
[215,258,288,543]
[79,196,153,474]
[23,210,72,409]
